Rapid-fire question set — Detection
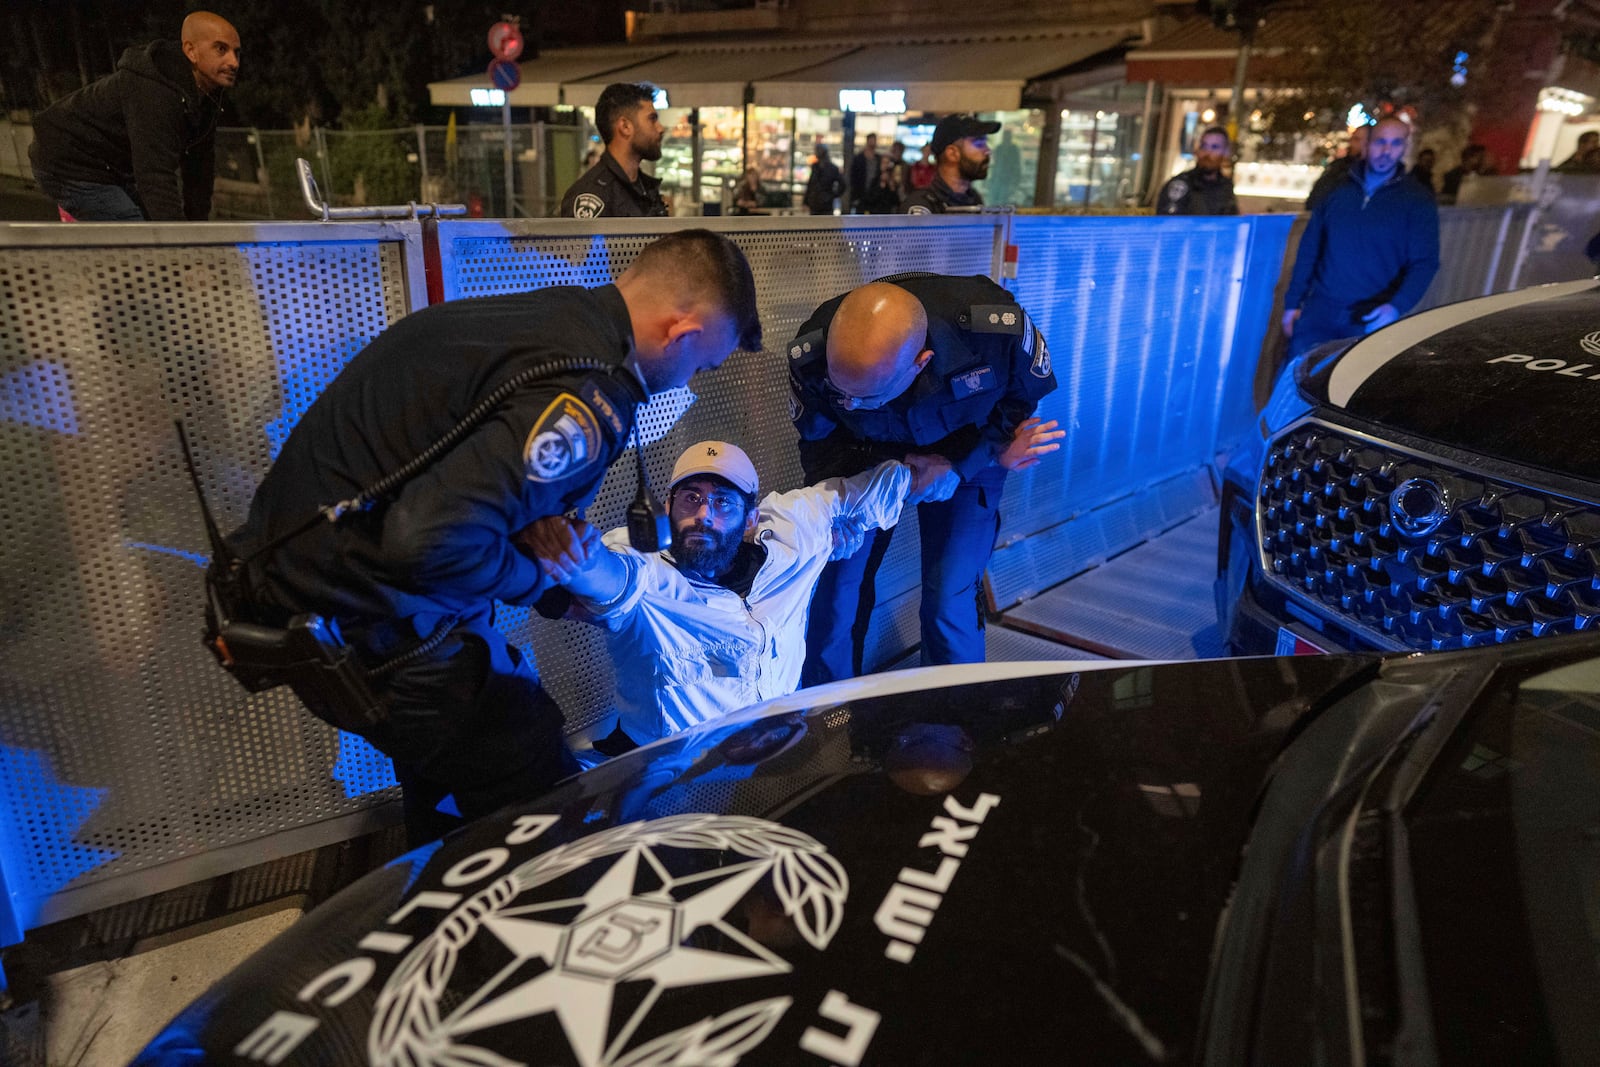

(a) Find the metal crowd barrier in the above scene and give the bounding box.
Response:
[0,204,1548,944]
[0,221,426,939]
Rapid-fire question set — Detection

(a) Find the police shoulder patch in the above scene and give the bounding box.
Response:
[1167,179,1189,201]
[1029,323,1052,379]
[905,204,932,216]
[573,193,605,219]
[967,304,1024,334]
[524,393,603,483]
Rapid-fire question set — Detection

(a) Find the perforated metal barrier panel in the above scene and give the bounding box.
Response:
[434,216,1004,724]
[1415,204,1537,312]
[0,223,425,933]
[991,215,1295,609]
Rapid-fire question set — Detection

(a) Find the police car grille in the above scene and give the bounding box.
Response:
[1257,424,1600,650]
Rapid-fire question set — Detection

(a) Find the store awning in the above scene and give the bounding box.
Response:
[1126,9,1486,88]
[427,25,1139,113]
[563,44,855,108]
[427,47,672,107]
[752,28,1138,111]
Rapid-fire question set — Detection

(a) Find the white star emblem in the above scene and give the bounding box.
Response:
[443,846,791,1067]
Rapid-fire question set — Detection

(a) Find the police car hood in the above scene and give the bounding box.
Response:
[133,654,1392,1066]
[1300,279,1600,484]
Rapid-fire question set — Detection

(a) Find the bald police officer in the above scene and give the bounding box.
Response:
[225,230,759,841]
[559,82,670,219]
[789,274,1063,683]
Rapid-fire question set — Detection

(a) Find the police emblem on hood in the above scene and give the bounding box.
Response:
[365,814,848,1067]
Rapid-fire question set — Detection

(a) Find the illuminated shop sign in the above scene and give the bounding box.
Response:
[839,89,907,114]
[470,88,507,107]
[653,88,670,108]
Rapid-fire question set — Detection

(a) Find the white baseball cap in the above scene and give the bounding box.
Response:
[669,441,759,495]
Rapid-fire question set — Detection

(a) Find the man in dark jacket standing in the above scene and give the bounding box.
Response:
[558,83,669,219]
[804,144,844,214]
[1156,126,1239,215]
[1282,116,1440,360]
[29,11,238,221]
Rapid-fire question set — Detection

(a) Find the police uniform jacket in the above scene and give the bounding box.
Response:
[789,274,1057,484]
[559,152,669,219]
[899,175,983,215]
[226,286,648,649]
[1155,167,1239,216]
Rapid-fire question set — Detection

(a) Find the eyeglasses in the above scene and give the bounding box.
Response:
[673,487,746,517]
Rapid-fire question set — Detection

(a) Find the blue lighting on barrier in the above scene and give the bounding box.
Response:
[242,246,388,459]
[122,541,210,568]
[0,360,79,435]
[331,732,398,798]
[0,746,118,941]
[387,839,443,894]
[449,232,616,299]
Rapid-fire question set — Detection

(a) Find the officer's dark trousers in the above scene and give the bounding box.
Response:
[302,620,579,846]
[803,469,1004,685]
[1287,296,1363,361]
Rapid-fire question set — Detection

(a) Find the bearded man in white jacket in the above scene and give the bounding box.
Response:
[520,440,957,750]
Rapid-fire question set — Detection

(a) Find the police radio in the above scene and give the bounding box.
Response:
[626,433,671,552]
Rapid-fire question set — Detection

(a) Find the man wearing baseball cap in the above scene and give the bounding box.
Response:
[522,440,952,748]
[901,113,1001,215]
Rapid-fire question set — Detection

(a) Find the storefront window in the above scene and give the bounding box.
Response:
[655,106,696,209]
[698,107,745,207]
[985,109,1045,207]
[1056,101,1145,209]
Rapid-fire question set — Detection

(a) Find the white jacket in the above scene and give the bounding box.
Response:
[581,460,911,740]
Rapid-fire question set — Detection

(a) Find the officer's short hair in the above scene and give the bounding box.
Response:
[595,83,655,145]
[1200,126,1229,144]
[630,229,763,352]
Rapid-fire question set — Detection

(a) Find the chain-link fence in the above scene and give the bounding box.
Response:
[210,123,584,220]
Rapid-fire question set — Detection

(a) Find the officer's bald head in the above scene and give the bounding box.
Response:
[182,11,241,94]
[826,283,929,400]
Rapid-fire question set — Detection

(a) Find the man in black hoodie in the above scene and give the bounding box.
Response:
[29,11,239,221]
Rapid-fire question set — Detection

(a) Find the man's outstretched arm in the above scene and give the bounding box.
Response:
[517,516,630,607]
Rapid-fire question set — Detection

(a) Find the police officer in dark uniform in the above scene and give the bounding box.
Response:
[559,82,670,219]
[789,273,1060,684]
[900,114,1000,215]
[1156,126,1240,216]
[224,230,759,841]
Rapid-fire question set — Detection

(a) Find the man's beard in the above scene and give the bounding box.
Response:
[635,133,664,162]
[674,522,742,578]
[958,154,989,181]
